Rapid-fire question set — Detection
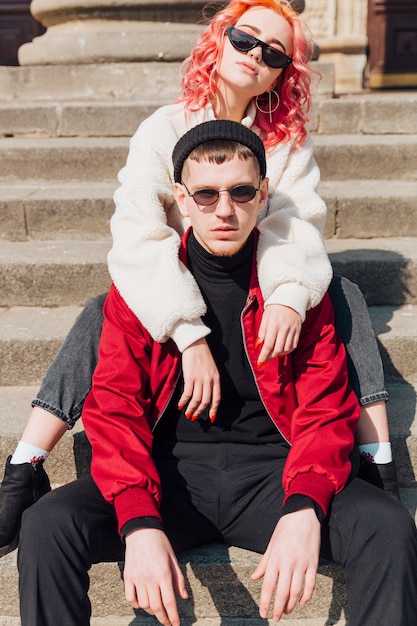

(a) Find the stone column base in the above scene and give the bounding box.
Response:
[18,20,204,65]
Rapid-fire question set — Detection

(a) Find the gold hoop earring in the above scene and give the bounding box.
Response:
[255,89,280,123]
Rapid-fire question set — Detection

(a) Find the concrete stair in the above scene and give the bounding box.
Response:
[0,58,416,623]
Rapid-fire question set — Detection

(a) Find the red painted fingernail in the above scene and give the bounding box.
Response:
[186,413,192,419]
[178,404,184,410]
[257,361,266,369]
[192,414,199,421]
[210,413,217,423]
[255,337,262,348]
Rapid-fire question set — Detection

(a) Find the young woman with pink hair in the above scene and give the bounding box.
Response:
[0,0,397,559]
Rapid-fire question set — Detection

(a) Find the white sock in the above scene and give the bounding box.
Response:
[358,442,392,464]
[10,441,49,465]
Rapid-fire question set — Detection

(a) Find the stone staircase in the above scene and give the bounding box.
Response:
[0,60,416,624]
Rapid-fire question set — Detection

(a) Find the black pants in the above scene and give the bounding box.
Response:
[18,442,417,626]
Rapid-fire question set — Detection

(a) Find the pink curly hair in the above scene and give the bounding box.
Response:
[177,0,315,148]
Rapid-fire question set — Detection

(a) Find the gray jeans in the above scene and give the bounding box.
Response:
[32,276,388,429]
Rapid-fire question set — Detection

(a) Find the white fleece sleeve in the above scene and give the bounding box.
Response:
[107,108,209,346]
[257,134,332,320]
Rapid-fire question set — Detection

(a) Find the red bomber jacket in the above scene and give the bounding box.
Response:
[83,230,361,535]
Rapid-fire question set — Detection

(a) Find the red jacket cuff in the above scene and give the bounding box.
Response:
[283,472,335,518]
[113,486,162,535]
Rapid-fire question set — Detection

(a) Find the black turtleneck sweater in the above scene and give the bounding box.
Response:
[154,230,286,446]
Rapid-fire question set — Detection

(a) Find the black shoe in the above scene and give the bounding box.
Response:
[0,455,51,558]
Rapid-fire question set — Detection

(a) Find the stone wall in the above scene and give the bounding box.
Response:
[303,0,367,41]
[303,0,368,92]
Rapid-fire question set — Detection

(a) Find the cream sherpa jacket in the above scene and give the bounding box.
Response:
[108,101,332,352]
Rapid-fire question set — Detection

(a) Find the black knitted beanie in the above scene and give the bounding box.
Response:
[172,120,266,183]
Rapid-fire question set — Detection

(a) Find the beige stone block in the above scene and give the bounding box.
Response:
[316,100,363,135]
[0,103,59,137]
[314,134,417,181]
[310,62,335,99]
[337,186,417,239]
[23,182,116,239]
[0,137,129,182]
[362,98,417,135]
[0,63,183,102]
[318,51,367,94]
[59,102,159,137]
[0,197,27,242]
[0,239,111,307]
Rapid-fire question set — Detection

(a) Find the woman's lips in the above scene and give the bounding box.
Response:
[237,61,259,75]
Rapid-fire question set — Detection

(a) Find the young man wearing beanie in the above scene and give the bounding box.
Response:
[17,121,417,626]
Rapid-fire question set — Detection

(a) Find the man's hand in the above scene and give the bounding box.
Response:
[257,304,302,365]
[124,528,188,626]
[251,508,320,622]
[178,338,221,422]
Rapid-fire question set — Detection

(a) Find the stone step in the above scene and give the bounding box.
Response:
[0,545,351,625]
[0,101,167,139]
[322,180,417,239]
[326,237,417,306]
[2,180,417,242]
[0,239,111,307]
[313,91,417,136]
[0,137,129,183]
[1,134,417,184]
[0,182,117,242]
[1,92,417,139]
[0,63,184,104]
[0,62,334,104]
[313,134,417,181]
[0,237,415,308]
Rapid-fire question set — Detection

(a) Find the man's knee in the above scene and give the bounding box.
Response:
[20,489,77,555]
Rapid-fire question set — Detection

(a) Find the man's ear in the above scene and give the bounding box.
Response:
[258,177,269,213]
[174,182,190,218]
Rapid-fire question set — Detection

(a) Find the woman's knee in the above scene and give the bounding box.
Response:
[329,276,367,330]
[83,293,107,324]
